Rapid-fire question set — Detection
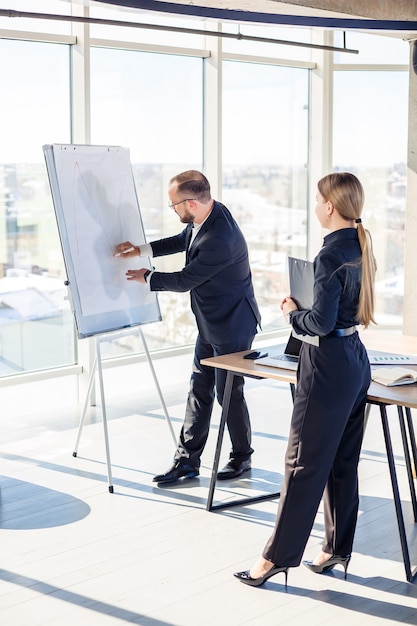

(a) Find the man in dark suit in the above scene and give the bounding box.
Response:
[115,170,261,484]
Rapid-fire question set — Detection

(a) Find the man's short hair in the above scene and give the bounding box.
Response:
[170,170,211,202]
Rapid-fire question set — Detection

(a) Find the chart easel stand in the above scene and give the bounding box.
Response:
[72,326,177,492]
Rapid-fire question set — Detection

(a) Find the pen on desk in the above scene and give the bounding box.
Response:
[115,246,135,257]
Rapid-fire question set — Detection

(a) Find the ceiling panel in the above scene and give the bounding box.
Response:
[88,0,417,36]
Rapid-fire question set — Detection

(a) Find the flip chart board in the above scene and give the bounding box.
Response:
[43,144,161,338]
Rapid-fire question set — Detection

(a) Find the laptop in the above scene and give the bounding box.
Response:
[255,334,302,371]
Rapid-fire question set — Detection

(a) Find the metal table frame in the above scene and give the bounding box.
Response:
[202,344,417,582]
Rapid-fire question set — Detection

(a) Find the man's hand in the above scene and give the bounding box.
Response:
[114,241,139,257]
[125,268,149,283]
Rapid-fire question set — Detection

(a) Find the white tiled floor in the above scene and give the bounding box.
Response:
[1,350,417,625]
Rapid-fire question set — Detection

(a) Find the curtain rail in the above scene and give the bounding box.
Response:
[0,9,358,53]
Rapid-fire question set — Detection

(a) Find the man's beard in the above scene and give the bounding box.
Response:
[177,208,194,224]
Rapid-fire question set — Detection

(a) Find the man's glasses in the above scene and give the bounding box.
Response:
[168,198,196,209]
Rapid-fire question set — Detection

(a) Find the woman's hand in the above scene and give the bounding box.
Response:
[280,296,298,321]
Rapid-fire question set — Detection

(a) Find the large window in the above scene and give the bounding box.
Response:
[90,47,203,354]
[333,70,408,325]
[0,39,74,376]
[334,31,408,65]
[333,32,408,326]
[0,0,71,35]
[222,60,309,331]
[0,7,411,381]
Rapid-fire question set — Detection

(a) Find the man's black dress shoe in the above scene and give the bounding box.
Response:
[217,458,251,480]
[153,461,199,484]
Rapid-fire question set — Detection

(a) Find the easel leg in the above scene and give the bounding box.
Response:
[96,337,114,493]
[139,327,177,447]
[73,327,174,492]
[73,339,114,492]
[73,354,97,457]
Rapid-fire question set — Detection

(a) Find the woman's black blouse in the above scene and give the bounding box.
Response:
[290,228,362,338]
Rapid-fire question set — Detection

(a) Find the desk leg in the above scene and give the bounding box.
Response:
[380,403,417,582]
[206,370,234,511]
[397,406,417,521]
[406,407,417,485]
[206,372,288,512]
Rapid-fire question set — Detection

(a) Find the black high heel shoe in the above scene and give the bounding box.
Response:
[234,565,288,589]
[302,554,351,580]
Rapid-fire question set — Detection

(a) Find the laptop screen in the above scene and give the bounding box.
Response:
[285,333,303,357]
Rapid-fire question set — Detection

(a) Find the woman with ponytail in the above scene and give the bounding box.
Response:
[234,172,376,588]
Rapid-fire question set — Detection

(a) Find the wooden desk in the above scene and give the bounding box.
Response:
[201,330,417,582]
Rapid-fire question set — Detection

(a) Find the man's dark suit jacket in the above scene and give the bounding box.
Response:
[149,201,261,344]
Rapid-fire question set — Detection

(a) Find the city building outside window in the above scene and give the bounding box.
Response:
[0,39,74,376]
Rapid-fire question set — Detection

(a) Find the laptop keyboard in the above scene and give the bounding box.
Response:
[270,354,298,363]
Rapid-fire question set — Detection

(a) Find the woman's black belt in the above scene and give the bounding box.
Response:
[326,326,357,338]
